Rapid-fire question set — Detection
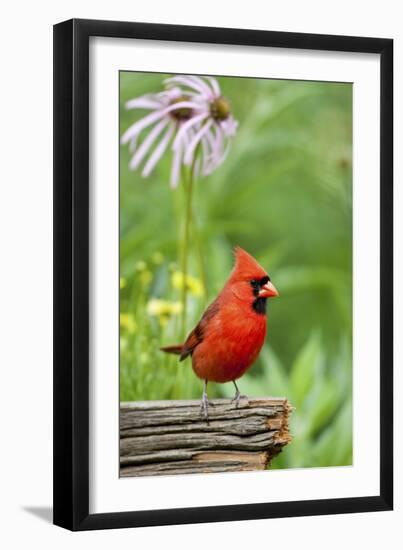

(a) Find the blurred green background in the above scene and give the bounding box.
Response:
[120,72,352,469]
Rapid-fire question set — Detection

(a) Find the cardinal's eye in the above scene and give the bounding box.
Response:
[250,279,259,288]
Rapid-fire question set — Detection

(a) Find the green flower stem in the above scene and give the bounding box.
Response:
[180,158,196,339]
[191,211,208,301]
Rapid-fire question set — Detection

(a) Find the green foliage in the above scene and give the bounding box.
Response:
[220,335,352,469]
[119,72,353,469]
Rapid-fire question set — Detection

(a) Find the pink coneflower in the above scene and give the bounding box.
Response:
[121,75,238,338]
[165,75,238,179]
[121,75,238,188]
[121,86,204,187]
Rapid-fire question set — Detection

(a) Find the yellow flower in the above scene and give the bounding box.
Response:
[120,277,127,289]
[151,251,164,265]
[147,299,182,316]
[171,271,203,296]
[139,270,152,286]
[120,313,137,334]
[147,298,182,326]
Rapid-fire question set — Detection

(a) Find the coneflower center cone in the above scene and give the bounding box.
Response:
[170,96,194,121]
[210,96,231,121]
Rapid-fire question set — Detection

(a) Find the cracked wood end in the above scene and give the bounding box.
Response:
[120,397,293,477]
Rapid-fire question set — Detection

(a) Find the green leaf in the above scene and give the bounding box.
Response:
[305,378,342,438]
[260,346,288,397]
[290,331,321,408]
[313,399,352,467]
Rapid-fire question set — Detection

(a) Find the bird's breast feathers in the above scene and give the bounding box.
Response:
[191,299,267,383]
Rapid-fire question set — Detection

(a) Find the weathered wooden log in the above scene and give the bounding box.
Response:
[120,397,292,477]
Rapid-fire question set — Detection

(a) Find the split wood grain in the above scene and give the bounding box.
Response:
[120,397,292,477]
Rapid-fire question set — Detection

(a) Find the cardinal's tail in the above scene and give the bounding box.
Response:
[160,344,183,355]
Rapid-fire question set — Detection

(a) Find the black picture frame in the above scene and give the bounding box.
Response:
[53,18,393,531]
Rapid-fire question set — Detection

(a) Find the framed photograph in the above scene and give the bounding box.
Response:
[53,19,393,530]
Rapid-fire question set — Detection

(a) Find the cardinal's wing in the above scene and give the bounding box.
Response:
[179,298,220,361]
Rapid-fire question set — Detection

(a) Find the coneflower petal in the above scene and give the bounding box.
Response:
[171,125,195,181]
[157,87,182,102]
[205,76,221,97]
[129,118,169,170]
[221,115,238,136]
[203,126,217,159]
[165,76,206,95]
[184,119,213,166]
[203,126,225,172]
[213,123,224,153]
[121,101,200,144]
[142,124,175,177]
[186,75,214,98]
[128,134,138,154]
[201,130,216,175]
[163,100,202,112]
[172,112,208,151]
[126,97,162,110]
[213,125,225,165]
[183,124,195,148]
[121,109,167,144]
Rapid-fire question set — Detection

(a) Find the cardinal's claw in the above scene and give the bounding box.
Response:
[200,392,210,422]
[231,381,248,409]
[200,380,211,423]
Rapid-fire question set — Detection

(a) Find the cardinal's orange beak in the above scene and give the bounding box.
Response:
[259,280,279,298]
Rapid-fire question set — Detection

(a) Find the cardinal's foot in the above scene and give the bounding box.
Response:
[199,380,215,422]
[200,391,210,422]
[231,389,248,409]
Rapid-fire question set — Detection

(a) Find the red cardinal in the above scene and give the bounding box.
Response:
[161,247,279,419]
